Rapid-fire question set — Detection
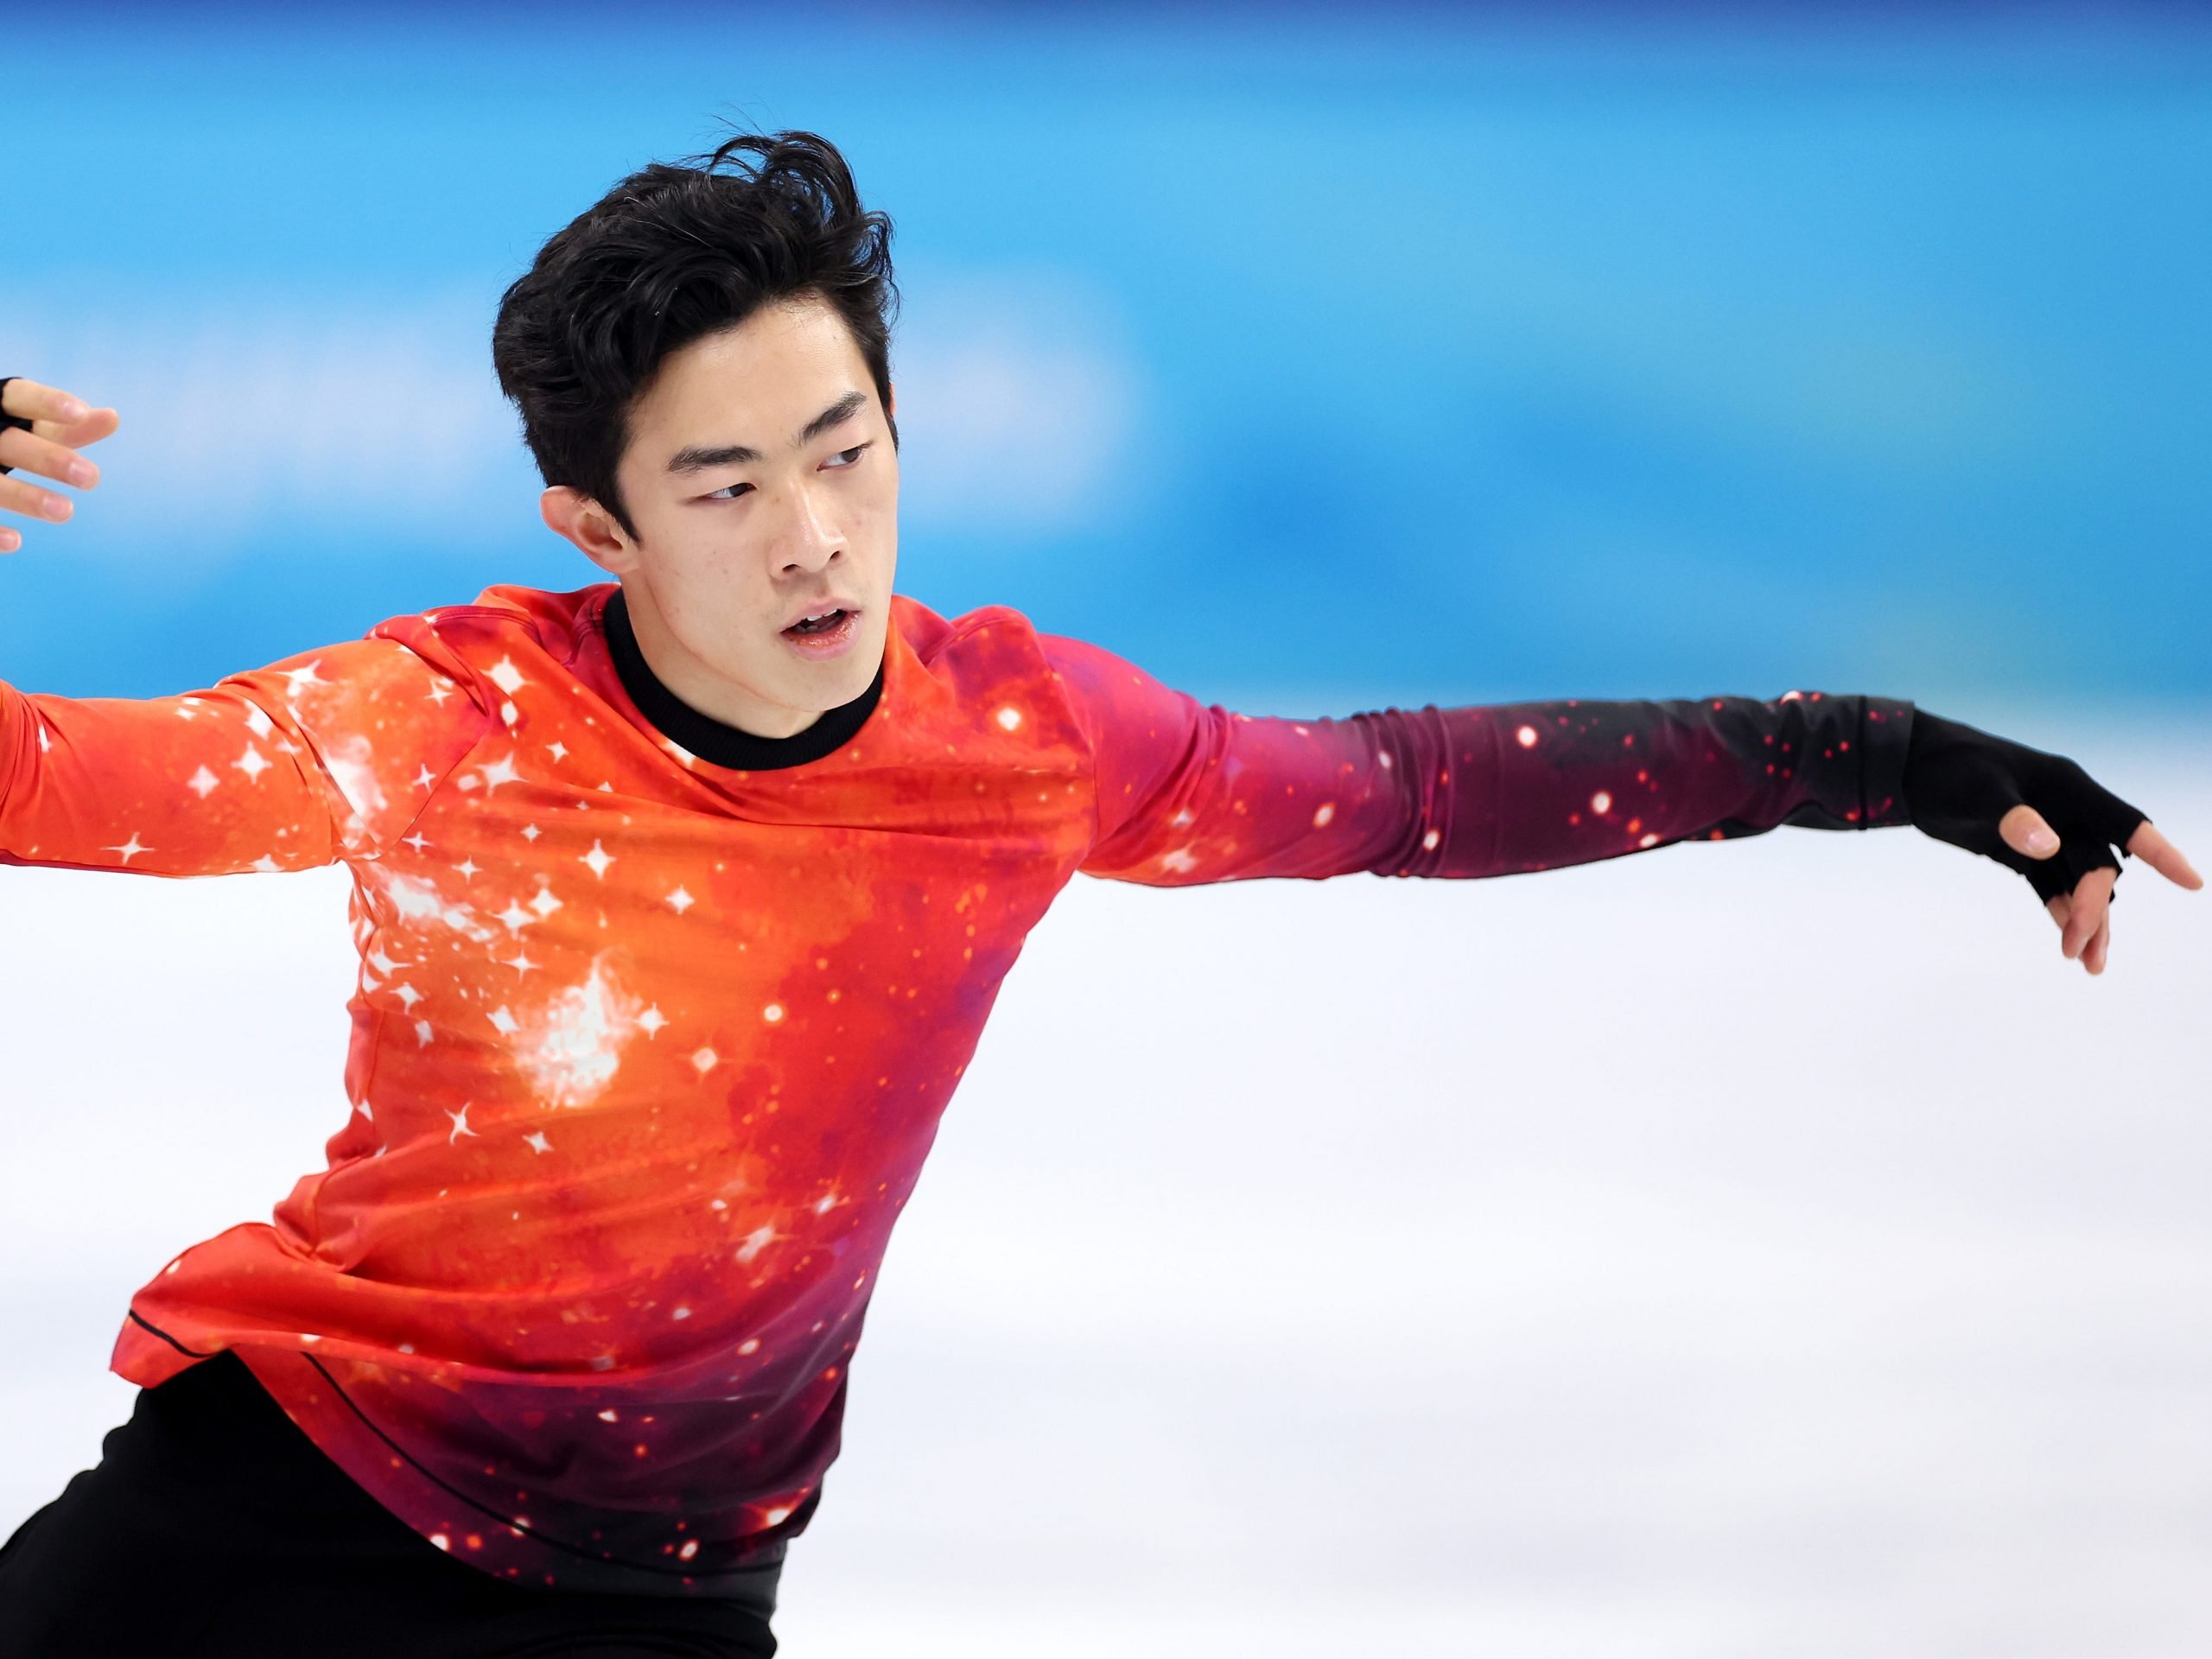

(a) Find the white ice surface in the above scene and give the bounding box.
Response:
[2,714,2208,1656]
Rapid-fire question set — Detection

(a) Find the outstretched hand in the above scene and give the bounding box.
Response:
[1904,709,2202,976]
[0,377,120,552]
[1996,806,2200,976]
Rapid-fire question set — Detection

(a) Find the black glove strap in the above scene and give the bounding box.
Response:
[1902,709,2148,907]
[0,377,32,474]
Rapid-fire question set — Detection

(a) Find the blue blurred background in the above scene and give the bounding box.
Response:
[6,5,2208,714]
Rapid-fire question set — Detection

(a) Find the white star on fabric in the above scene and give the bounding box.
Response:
[529,886,563,918]
[546,741,569,762]
[488,657,527,696]
[426,680,453,706]
[233,744,272,781]
[368,948,399,976]
[107,832,151,864]
[454,859,480,880]
[415,1020,435,1046]
[691,1047,718,1075]
[245,704,274,739]
[446,1104,478,1142]
[401,833,431,854]
[638,1006,667,1036]
[186,766,220,799]
[488,1007,519,1036]
[251,855,283,873]
[281,661,325,696]
[502,950,538,976]
[476,753,523,793]
[520,823,542,842]
[391,983,423,1011]
[665,886,695,915]
[496,900,535,932]
[579,841,613,880]
[523,1130,553,1154]
[412,764,437,791]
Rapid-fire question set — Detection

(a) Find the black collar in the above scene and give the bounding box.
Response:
[601,587,885,771]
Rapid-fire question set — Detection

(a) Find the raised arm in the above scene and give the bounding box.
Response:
[1,376,494,878]
[1042,629,1909,887]
[3,625,496,878]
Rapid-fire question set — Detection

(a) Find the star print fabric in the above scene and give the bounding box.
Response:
[0,582,1912,1596]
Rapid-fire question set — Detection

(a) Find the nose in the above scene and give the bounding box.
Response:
[772,475,843,576]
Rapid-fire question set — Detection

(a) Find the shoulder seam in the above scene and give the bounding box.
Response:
[928,603,1031,659]
[393,601,554,645]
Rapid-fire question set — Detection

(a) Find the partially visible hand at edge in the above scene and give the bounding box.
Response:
[0,377,121,553]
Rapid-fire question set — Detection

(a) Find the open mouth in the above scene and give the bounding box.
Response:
[783,608,849,637]
[780,607,860,658]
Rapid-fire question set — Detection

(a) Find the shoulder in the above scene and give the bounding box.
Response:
[888,594,1188,761]
[891,591,1127,684]
[890,591,1077,700]
[361,581,611,683]
[889,591,1038,664]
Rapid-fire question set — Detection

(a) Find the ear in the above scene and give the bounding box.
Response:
[540,485,638,575]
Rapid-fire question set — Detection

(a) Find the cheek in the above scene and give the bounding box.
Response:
[855,491,899,569]
[652,532,753,603]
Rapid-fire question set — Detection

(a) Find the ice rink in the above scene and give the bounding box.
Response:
[3,709,2207,1656]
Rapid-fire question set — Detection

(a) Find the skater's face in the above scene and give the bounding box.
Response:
[539,291,899,740]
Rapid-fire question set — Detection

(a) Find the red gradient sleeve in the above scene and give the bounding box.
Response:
[1039,631,1916,886]
[1,617,493,878]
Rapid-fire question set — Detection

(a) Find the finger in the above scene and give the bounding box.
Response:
[2062,868,2116,960]
[2126,820,2204,891]
[0,474,74,524]
[2083,908,2111,976]
[0,378,93,427]
[0,424,99,489]
[2047,892,2071,935]
[2000,802,2062,859]
[29,406,121,452]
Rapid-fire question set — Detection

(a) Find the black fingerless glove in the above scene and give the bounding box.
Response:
[1901,709,2149,906]
[0,377,31,474]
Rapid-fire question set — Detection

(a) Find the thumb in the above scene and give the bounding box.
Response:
[2000,802,2061,859]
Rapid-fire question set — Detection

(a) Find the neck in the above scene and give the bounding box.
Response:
[617,578,821,741]
[600,586,887,773]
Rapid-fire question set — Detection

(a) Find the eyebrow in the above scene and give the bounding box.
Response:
[664,390,869,475]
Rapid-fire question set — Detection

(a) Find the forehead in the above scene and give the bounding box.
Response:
[630,296,868,441]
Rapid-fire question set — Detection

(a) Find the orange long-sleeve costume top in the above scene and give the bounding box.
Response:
[0,579,1915,1595]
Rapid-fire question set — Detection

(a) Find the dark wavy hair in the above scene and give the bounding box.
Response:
[492,127,899,542]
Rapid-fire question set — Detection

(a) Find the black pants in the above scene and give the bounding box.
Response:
[0,1352,779,1658]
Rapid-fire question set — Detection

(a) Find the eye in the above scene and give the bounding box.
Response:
[703,480,753,502]
[823,442,870,470]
